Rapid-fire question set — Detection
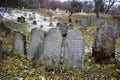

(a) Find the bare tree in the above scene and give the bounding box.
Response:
[105,0,117,13]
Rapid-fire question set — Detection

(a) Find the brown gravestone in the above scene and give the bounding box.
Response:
[92,22,116,63]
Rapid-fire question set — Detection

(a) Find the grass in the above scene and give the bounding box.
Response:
[0,51,120,80]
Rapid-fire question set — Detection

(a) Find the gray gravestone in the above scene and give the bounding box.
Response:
[63,30,85,69]
[81,19,88,28]
[41,28,62,67]
[13,31,26,55]
[92,22,116,63]
[113,25,120,38]
[27,29,44,61]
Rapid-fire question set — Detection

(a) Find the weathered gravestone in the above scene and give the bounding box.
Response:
[27,29,44,61]
[17,16,25,23]
[13,31,26,55]
[92,23,116,63]
[94,19,101,28]
[113,27,120,39]
[0,37,2,55]
[63,30,85,69]
[49,22,53,27]
[41,28,62,67]
[32,20,37,25]
[81,19,88,29]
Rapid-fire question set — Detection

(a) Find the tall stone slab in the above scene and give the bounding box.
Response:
[42,28,62,67]
[92,23,116,63]
[13,31,26,55]
[27,29,44,61]
[0,37,2,55]
[63,30,85,69]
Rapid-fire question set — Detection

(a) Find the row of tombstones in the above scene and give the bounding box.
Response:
[0,22,119,69]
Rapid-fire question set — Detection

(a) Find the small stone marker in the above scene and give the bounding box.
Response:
[92,22,116,63]
[32,20,37,25]
[13,31,26,55]
[63,30,85,69]
[49,22,53,27]
[17,16,25,23]
[81,19,88,28]
[27,29,44,61]
[41,28,62,67]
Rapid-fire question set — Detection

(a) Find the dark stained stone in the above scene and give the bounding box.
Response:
[92,23,116,63]
[17,16,25,23]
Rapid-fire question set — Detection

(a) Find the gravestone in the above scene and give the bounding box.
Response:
[17,16,25,23]
[41,28,62,67]
[56,22,62,28]
[27,29,44,62]
[13,31,26,55]
[5,26,12,37]
[32,12,36,19]
[49,22,53,27]
[0,37,2,55]
[81,19,88,28]
[95,19,101,29]
[32,20,37,25]
[113,27,120,38]
[63,30,85,69]
[92,23,116,63]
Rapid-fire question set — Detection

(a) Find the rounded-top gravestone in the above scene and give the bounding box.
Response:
[41,28,62,67]
[13,31,26,55]
[92,22,116,63]
[27,29,45,62]
[63,30,85,69]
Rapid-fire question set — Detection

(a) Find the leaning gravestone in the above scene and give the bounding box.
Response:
[27,29,44,62]
[41,28,62,67]
[92,22,116,63]
[63,30,85,69]
[13,31,26,55]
